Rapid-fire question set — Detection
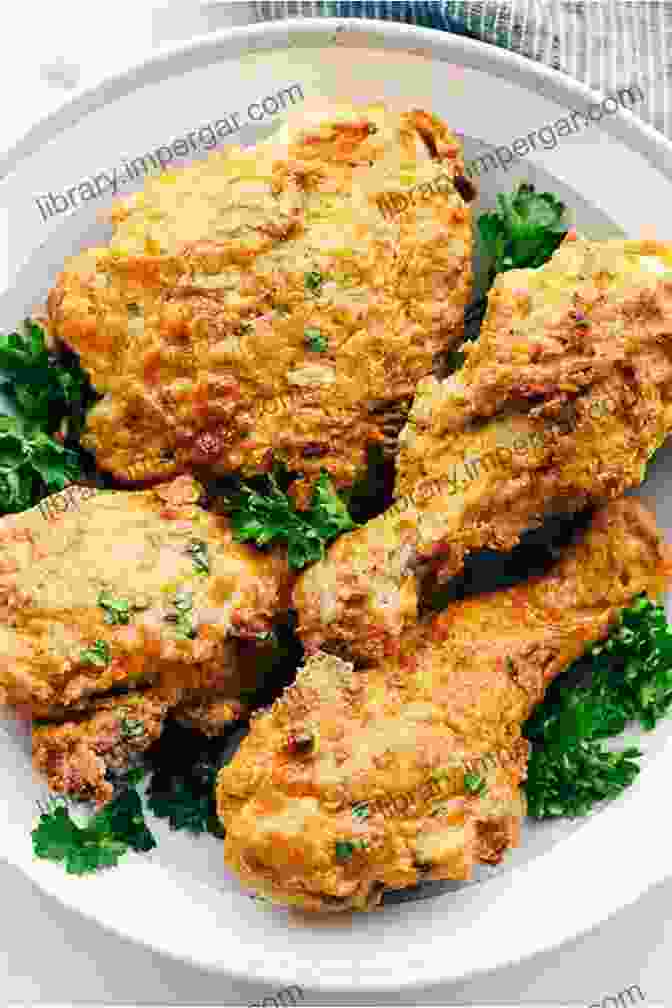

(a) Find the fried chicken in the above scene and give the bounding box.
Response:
[294,239,672,662]
[217,499,671,911]
[0,476,291,720]
[32,684,251,805]
[45,105,473,498]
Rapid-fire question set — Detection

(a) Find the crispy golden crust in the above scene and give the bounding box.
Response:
[46,106,473,491]
[32,686,181,805]
[32,683,251,806]
[172,694,246,737]
[0,476,292,719]
[218,499,671,911]
[294,239,672,662]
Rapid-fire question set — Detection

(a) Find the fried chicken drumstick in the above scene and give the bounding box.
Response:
[217,499,671,911]
[294,239,672,662]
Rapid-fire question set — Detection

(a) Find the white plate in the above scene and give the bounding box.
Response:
[2,16,672,992]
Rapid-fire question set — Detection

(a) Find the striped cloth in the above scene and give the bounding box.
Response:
[252,1,672,138]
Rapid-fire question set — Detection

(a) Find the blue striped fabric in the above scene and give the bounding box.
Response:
[254,2,477,36]
[252,1,672,139]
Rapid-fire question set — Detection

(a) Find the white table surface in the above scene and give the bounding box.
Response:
[1,3,670,1004]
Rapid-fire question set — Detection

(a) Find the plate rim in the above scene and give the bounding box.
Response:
[2,15,672,991]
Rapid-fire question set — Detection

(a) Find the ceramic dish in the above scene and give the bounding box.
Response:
[1,16,672,991]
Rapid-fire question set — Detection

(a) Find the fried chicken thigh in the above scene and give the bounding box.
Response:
[46,105,473,498]
[294,239,672,661]
[0,476,291,720]
[218,499,671,911]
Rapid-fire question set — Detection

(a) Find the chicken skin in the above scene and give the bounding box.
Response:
[31,685,251,806]
[0,476,291,720]
[294,239,672,662]
[45,104,473,498]
[217,499,671,911]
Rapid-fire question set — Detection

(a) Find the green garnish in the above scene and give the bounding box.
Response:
[464,183,569,343]
[79,640,111,666]
[148,772,220,834]
[165,590,197,639]
[335,838,367,862]
[478,182,568,282]
[352,803,370,819]
[335,840,355,862]
[32,779,155,875]
[304,271,323,292]
[227,470,356,570]
[98,590,132,625]
[186,538,209,575]
[0,319,94,436]
[145,722,224,837]
[463,772,487,796]
[119,717,145,740]
[524,594,672,818]
[304,327,328,352]
[0,416,82,516]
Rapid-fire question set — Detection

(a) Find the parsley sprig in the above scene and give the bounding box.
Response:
[478,183,568,281]
[524,595,672,818]
[145,721,225,837]
[32,772,155,875]
[463,183,569,343]
[0,320,96,515]
[0,319,93,435]
[0,416,82,514]
[227,471,357,569]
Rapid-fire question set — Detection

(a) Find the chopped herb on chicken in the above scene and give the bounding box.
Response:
[304,271,323,293]
[186,539,209,575]
[524,594,672,818]
[165,590,197,640]
[79,640,111,666]
[98,591,131,626]
[304,327,328,352]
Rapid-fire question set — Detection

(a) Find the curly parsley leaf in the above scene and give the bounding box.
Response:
[145,722,225,837]
[524,594,672,819]
[0,319,94,436]
[478,182,568,281]
[304,327,328,352]
[148,772,220,835]
[79,640,111,666]
[227,471,357,569]
[98,590,131,625]
[32,779,155,875]
[0,416,82,515]
[186,539,209,575]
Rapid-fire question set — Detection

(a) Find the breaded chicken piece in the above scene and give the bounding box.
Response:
[32,686,183,805]
[172,693,247,738]
[294,239,672,661]
[32,683,250,805]
[45,105,473,497]
[218,499,671,911]
[0,476,292,719]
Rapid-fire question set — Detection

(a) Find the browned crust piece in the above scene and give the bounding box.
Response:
[217,498,671,911]
[45,106,473,497]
